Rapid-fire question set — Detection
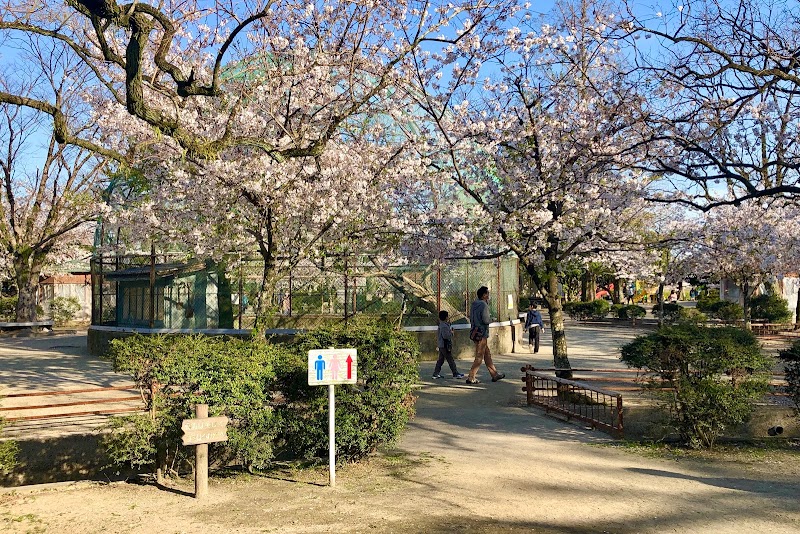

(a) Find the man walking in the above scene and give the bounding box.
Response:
[466,286,505,384]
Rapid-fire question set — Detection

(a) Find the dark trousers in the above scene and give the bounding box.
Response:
[434,347,459,376]
[528,327,540,353]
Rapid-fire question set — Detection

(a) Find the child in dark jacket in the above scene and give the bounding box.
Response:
[524,303,544,353]
[433,310,465,379]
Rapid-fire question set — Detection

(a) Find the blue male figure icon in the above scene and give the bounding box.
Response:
[315,354,326,381]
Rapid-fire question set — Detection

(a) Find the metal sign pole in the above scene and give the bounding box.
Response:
[329,384,336,487]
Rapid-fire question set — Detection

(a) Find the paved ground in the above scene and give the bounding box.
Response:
[0,334,138,439]
[1,326,799,533]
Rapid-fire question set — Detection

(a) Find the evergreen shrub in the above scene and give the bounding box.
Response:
[103,334,286,474]
[619,305,647,321]
[750,293,792,323]
[49,296,81,325]
[563,299,611,320]
[274,319,419,462]
[655,302,683,322]
[696,293,719,313]
[620,324,772,448]
[0,296,16,320]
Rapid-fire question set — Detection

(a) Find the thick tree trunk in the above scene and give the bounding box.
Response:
[14,255,41,322]
[580,273,589,302]
[216,263,234,329]
[546,270,572,379]
[656,281,665,328]
[612,278,621,304]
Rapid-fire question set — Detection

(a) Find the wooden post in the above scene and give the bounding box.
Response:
[195,404,209,499]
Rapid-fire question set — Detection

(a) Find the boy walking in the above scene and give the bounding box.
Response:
[433,310,465,379]
[524,303,544,353]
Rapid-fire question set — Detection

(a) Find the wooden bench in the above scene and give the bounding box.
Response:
[0,320,55,332]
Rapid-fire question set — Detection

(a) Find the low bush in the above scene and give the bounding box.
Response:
[274,319,419,462]
[714,301,744,322]
[102,321,420,475]
[620,324,773,449]
[678,308,708,324]
[654,302,683,322]
[698,300,745,322]
[103,334,287,474]
[750,293,792,323]
[620,305,647,320]
[0,296,16,321]
[696,293,719,313]
[563,299,611,321]
[49,296,81,325]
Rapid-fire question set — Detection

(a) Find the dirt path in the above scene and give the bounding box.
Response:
[2,330,800,533]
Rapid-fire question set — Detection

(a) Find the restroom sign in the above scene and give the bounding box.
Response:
[308,348,358,385]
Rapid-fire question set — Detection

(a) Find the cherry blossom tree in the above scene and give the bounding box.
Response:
[694,200,800,329]
[409,0,654,376]
[0,1,522,321]
[620,0,800,210]
[0,36,109,320]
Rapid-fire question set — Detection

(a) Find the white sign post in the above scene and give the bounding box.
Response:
[308,348,358,488]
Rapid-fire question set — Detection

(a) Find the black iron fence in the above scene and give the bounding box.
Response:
[520,365,624,438]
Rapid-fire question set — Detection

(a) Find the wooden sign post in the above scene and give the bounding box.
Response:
[181,404,228,499]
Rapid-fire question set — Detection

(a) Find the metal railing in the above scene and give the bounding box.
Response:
[520,365,624,438]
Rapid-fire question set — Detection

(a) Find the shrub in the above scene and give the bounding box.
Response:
[610,304,625,318]
[275,319,419,462]
[49,296,81,325]
[103,334,287,474]
[696,293,719,313]
[619,305,647,321]
[750,293,792,323]
[563,299,611,321]
[620,324,772,449]
[0,296,17,321]
[654,302,683,322]
[678,308,708,324]
[714,301,744,322]
[778,340,800,417]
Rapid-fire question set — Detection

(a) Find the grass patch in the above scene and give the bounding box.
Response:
[598,439,800,473]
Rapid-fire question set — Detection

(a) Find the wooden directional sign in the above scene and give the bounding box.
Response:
[181,416,229,446]
[308,348,357,386]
